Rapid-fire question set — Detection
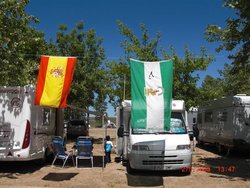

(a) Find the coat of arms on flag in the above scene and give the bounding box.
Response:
[34,55,76,108]
[130,59,173,131]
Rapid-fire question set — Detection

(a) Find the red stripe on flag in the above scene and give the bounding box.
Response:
[34,56,49,105]
[59,57,77,108]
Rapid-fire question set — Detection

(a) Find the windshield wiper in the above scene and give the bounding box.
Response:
[154,131,172,134]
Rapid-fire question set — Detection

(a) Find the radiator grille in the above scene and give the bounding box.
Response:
[149,155,177,158]
[142,159,184,165]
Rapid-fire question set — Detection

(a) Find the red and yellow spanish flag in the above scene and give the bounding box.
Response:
[34,55,76,108]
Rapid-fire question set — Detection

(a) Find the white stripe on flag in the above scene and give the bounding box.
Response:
[144,62,164,130]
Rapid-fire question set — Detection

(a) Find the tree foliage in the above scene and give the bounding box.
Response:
[0,0,47,85]
[117,21,160,61]
[204,0,250,97]
[106,21,161,109]
[219,63,250,95]
[198,75,225,105]
[163,47,214,109]
[205,0,250,66]
[108,21,213,110]
[106,59,130,108]
[51,21,106,114]
[0,1,108,116]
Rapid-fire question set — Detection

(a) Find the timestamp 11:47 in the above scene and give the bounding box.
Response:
[216,165,236,173]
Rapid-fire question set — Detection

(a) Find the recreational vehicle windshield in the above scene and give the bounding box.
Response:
[197,94,250,154]
[0,85,63,161]
[116,100,192,173]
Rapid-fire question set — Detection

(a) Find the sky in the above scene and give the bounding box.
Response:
[26,0,236,116]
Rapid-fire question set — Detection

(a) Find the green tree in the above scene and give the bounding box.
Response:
[205,0,250,66]
[107,21,161,109]
[0,0,48,85]
[198,75,225,105]
[117,21,160,61]
[205,0,250,96]
[108,21,213,110]
[52,21,106,115]
[106,59,130,108]
[219,63,250,95]
[163,47,214,109]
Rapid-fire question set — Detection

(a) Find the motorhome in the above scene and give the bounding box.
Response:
[0,85,64,162]
[197,94,250,154]
[116,100,192,173]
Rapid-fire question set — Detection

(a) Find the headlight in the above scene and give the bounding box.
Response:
[132,145,149,151]
[176,144,191,150]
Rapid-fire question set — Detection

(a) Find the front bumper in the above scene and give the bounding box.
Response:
[129,149,192,171]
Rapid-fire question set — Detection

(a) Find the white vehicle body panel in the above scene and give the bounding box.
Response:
[0,85,61,161]
[116,100,192,171]
[197,95,250,150]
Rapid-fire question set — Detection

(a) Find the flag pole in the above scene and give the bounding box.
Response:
[123,75,126,100]
[102,114,105,170]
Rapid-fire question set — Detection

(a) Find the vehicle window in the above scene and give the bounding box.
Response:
[170,118,185,133]
[205,111,213,123]
[217,111,227,122]
[193,117,196,124]
[197,113,202,124]
[132,112,187,134]
[70,120,86,126]
[170,112,186,133]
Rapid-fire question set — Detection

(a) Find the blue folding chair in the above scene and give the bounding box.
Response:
[51,136,75,168]
[75,136,93,168]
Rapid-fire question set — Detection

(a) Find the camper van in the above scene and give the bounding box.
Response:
[197,94,250,154]
[0,85,63,161]
[116,100,192,173]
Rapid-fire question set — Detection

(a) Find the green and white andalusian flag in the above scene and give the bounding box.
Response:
[131,59,173,131]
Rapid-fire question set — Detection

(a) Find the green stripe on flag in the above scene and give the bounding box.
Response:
[131,59,147,129]
[131,59,173,131]
[160,60,173,130]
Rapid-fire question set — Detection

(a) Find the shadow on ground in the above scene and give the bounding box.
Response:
[126,169,190,187]
[195,144,250,181]
[42,172,78,181]
[127,173,163,187]
[0,161,44,179]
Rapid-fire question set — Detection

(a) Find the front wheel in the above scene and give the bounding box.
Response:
[114,156,122,163]
[216,144,230,156]
[126,161,135,174]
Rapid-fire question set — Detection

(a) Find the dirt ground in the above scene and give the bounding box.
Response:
[0,128,250,188]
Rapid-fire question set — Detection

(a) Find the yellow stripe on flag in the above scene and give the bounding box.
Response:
[40,57,68,108]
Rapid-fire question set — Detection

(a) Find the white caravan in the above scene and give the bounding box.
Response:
[116,100,192,173]
[197,94,250,154]
[0,85,64,161]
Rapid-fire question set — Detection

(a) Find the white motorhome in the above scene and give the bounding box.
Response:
[0,85,64,161]
[116,100,192,173]
[197,94,250,154]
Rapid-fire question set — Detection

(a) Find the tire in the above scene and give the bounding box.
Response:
[181,170,191,176]
[45,149,55,163]
[114,156,121,163]
[126,161,135,174]
[197,140,204,147]
[34,150,47,166]
[217,144,230,156]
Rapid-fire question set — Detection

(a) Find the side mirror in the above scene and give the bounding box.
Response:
[117,125,124,137]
